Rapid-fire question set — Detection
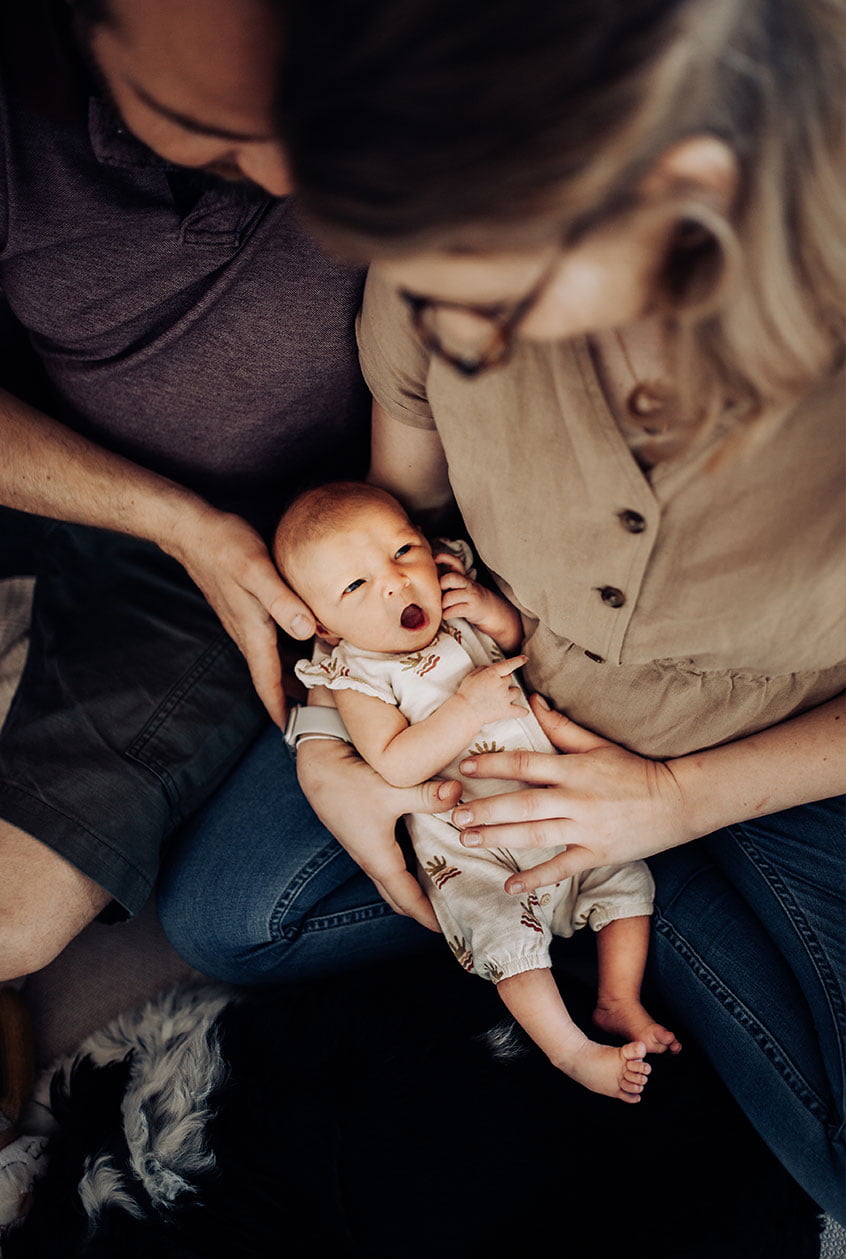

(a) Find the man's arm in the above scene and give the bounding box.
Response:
[0,387,314,724]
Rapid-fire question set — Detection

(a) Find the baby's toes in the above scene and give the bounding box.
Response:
[621,1056,650,1090]
[651,1024,682,1054]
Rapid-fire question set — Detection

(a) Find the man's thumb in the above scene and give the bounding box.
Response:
[529,694,610,753]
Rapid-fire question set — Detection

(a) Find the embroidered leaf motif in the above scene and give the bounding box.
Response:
[471,740,505,755]
[491,848,521,875]
[448,936,474,971]
[400,651,440,677]
[424,854,462,889]
[520,894,545,934]
[443,622,463,644]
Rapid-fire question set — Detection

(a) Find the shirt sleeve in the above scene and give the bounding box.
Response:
[356,267,436,431]
[294,642,400,706]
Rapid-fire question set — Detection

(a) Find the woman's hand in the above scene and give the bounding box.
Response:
[296,735,462,930]
[452,695,690,892]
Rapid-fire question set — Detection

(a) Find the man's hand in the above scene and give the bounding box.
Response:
[296,735,463,930]
[166,506,315,726]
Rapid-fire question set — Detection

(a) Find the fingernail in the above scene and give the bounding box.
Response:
[460,759,477,774]
[462,830,481,847]
[453,808,472,825]
[508,881,524,894]
[435,781,454,800]
[291,614,313,638]
[534,693,550,710]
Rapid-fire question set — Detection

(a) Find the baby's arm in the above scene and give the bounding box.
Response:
[436,551,523,653]
[334,657,527,789]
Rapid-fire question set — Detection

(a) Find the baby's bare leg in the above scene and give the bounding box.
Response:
[497,968,650,1103]
[593,916,681,1054]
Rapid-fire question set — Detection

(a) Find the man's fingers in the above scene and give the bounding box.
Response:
[496,655,527,676]
[243,551,314,638]
[246,642,287,728]
[266,583,315,639]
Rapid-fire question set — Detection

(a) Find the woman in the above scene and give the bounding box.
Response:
[161,0,844,1222]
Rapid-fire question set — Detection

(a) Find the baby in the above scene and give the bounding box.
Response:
[276,481,680,1102]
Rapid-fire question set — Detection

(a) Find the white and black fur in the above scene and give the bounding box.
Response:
[3,952,824,1259]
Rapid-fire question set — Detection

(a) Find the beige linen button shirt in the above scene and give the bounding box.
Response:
[358,271,846,759]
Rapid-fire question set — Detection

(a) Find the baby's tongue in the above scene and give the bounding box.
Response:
[401,604,425,630]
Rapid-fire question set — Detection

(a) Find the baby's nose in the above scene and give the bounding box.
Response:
[384,571,410,596]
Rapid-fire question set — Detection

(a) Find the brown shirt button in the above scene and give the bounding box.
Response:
[598,586,625,608]
[584,650,604,663]
[619,509,646,533]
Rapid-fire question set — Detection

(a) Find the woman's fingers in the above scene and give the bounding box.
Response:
[529,694,611,752]
[502,849,592,893]
[459,748,564,785]
[452,786,571,832]
[373,871,442,932]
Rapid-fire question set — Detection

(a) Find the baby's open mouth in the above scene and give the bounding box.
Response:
[400,603,427,630]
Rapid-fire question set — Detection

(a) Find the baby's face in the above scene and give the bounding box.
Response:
[291,500,444,653]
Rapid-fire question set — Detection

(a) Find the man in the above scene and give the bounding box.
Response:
[0,0,372,979]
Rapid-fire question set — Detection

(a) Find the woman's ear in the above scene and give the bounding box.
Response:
[639,134,739,214]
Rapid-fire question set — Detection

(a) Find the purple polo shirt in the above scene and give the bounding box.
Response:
[0,0,369,536]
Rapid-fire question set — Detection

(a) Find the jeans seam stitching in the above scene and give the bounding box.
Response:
[268,843,389,940]
[652,911,831,1120]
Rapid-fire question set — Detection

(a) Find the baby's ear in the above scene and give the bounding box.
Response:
[315,623,342,647]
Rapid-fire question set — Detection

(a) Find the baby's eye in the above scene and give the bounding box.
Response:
[394,544,412,558]
[342,578,365,595]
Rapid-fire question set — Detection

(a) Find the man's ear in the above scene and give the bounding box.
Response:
[315,623,342,647]
[639,134,739,214]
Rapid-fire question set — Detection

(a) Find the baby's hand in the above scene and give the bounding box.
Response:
[457,657,528,726]
[436,551,493,623]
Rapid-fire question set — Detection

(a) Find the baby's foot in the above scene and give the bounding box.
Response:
[593,998,682,1055]
[561,1039,651,1104]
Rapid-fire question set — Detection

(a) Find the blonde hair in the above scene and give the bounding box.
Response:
[281,0,845,416]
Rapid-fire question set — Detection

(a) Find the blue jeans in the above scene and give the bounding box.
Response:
[649,795,845,1223]
[159,729,844,1221]
[157,727,438,984]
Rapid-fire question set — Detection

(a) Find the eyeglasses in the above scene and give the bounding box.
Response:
[399,252,560,378]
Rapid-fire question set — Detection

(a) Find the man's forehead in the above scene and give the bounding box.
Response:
[99,0,283,127]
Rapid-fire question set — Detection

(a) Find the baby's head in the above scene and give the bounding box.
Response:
[274,482,443,653]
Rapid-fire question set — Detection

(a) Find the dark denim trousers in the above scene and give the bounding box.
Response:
[158,726,844,1221]
[649,795,845,1223]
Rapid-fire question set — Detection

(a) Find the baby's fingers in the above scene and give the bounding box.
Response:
[433,550,467,576]
[495,655,527,677]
